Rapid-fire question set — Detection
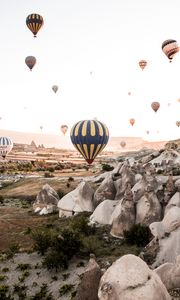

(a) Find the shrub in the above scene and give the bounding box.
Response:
[43,250,68,272]
[124,224,151,247]
[31,283,54,300]
[0,275,7,281]
[44,172,54,178]
[47,167,55,173]
[59,284,74,296]
[6,243,19,258]
[13,283,27,299]
[1,268,9,273]
[81,235,102,255]
[16,264,31,271]
[68,176,74,182]
[69,214,96,236]
[56,189,65,199]
[0,195,4,204]
[31,229,52,255]
[101,164,114,171]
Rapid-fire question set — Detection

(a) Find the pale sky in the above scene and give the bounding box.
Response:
[0,0,180,142]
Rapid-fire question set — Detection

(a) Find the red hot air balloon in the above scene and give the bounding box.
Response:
[151,102,160,112]
[129,118,135,126]
[139,60,147,70]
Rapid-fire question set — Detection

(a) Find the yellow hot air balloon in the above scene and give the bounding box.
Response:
[26,14,44,37]
[25,56,36,71]
[70,119,109,164]
[61,125,68,135]
[139,60,147,70]
[0,137,13,159]
[151,102,160,112]
[120,141,126,148]
[52,85,58,93]
[129,118,135,126]
[176,121,180,127]
[162,39,179,62]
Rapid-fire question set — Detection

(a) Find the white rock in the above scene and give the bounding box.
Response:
[98,254,170,300]
[165,192,180,215]
[89,200,119,225]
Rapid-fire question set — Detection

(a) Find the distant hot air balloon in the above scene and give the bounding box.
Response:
[120,141,126,148]
[177,98,180,103]
[176,121,180,127]
[128,92,131,96]
[162,39,179,62]
[151,101,160,112]
[25,56,36,71]
[146,130,150,135]
[139,60,147,70]
[26,14,44,37]
[40,126,43,130]
[61,125,68,135]
[52,85,58,93]
[129,118,135,126]
[0,137,13,159]
[70,119,109,164]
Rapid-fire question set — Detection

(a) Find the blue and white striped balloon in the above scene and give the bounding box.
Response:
[0,137,13,159]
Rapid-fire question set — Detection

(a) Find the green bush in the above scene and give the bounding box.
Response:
[31,283,54,300]
[44,172,54,178]
[69,214,96,236]
[68,176,74,182]
[101,164,114,171]
[59,284,74,296]
[81,235,102,255]
[124,224,151,247]
[0,275,7,281]
[56,189,65,199]
[43,250,68,272]
[16,264,31,271]
[31,229,53,255]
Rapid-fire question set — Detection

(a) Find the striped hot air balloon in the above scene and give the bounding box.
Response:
[0,137,13,159]
[139,60,147,70]
[162,39,179,62]
[26,14,44,37]
[70,119,109,164]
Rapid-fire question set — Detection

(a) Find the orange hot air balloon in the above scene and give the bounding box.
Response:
[139,60,147,70]
[129,118,135,126]
[61,125,68,135]
[120,141,126,148]
[162,39,179,62]
[25,56,36,71]
[151,101,160,112]
[176,121,180,127]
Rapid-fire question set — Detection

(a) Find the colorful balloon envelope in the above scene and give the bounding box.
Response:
[26,14,44,37]
[129,118,135,126]
[0,137,13,159]
[25,56,36,71]
[176,121,180,127]
[139,60,147,70]
[61,125,68,135]
[70,119,109,164]
[151,102,160,112]
[120,141,126,148]
[162,39,179,62]
[52,85,58,93]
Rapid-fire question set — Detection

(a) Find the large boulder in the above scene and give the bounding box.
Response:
[114,164,135,200]
[93,175,116,208]
[58,181,94,218]
[135,190,162,226]
[150,207,180,239]
[164,192,180,215]
[89,200,119,225]
[98,254,170,300]
[110,184,135,237]
[76,254,102,300]
[155,255,180,290]
[33,184,59,214]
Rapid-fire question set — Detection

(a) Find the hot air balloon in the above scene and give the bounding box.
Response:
[146,130,150,135]
[40,126,43,130]
[128,92,131,96]
[26,14,44,37]
[25,56,36,71]
[129,118,135,126]
[52,85,58,93]
[162,39,179,62]
[177,98,180,103]
[61,125,68,135]
[176,121,180,127]
[120,141,126,148]
[151,102,160,112]
[139,60,147,70]
[0,137,13,159]
[70,119,109,164]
